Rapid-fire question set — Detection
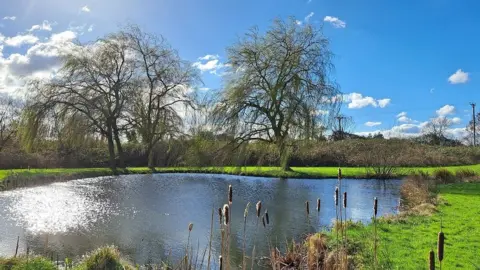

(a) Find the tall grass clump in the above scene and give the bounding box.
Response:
[400,172,436,210]
[433,168,455,184]
[75,246,134,270]
[0,256,56,270]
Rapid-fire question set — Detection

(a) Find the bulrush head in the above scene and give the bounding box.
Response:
[223,204,230,225]
[343,192,347,209]
[188,223,193,232]
[228,185,233,205]
[335,187,339,206]
[256,201,262,218]
[316,198,321,213]
[305,201,310,215]
[429,250,435,270]
[262,216,266,228]
[218,207,223,225]
[338,168,342,179]
[265,210,270,225]
[219,255,223,270]
[438,232,444,262]
[373,197,378,217]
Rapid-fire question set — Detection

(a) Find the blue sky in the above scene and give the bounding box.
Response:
[0,0,479,139]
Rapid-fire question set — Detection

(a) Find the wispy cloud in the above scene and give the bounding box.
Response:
[28,20,55,32]
[296,12,315,25]
[365,121,382,127]
[324,16,346,28]
[3,16,16,21]
[448,69,469,84]
[192,54,227,76]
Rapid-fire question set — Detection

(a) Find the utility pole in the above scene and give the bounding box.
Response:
[470,103,476,146]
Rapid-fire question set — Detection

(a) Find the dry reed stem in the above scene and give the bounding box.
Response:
[207,208,214,270]
[228,185,233,205]
[242,202,250,270]
[438,231,444,269]
[306,201,310,216]
[265,210,270,225]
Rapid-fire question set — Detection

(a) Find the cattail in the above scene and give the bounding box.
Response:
[316,198,321,212]
[218,207,223,225]
[343,192,347,208]
[219,255,223,270]
[429,250,435,270]
[338,168,342,179]
[188,223,193,232]
[373,197,378,217]
[265,210,269,225]
[223,204,230,225]
[256,201,262,218]
[438,232,444,262]
[262,216,266,227]
[305,201,310,215]
[335,187,339,206]
[228,185,233,205]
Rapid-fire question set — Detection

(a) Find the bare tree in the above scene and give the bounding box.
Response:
[422,116,452,145]
[212,18,340,171]
[28,34,136,171]
[121,25,200,169]
[0,95,22,152]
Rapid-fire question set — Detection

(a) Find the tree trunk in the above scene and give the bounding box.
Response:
[106,127,116,172]
[146,143,156,171]
[113,123,126,169]
[277,139,292,171]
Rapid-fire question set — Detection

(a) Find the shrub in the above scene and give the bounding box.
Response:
[433,169,455,184]
[400,173,436,209]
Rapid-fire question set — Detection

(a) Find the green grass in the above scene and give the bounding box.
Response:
[1,164,480,182]
[344,182,480,269]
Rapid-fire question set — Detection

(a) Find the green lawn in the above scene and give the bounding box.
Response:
[1,164,480,181]
[345,183,480,269]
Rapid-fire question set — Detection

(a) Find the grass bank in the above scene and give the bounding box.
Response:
[336,182,480,269]
[1,164,480,182]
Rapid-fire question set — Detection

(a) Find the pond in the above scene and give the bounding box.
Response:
[0,174,402,267]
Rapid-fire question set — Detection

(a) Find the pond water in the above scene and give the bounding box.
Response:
[0,174,401,267]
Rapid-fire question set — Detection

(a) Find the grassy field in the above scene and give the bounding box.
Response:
[344,183,480,269]
[1,164,480,181]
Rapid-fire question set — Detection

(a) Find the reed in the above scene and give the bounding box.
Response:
[228,184,233,205]
[242,202,251,270]
[343,191,348,268]
[207,208,214,270]
[252,201,262,270]
[265,210,269,225]
[373,197,378,267]
[334,186,339,269]
[219,255,223,270]
[305,201,310,216]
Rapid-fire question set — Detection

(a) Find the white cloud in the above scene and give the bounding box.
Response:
[199,87,210,91]
[3,16,16,21]
[436,105,455,117]
[377,99,391,108]
[324,16,346,28]
[80,5,91,13]
[0,30,79,95]
[87,25,94,32]
[28,20,55,32]
[365,121,381,127]
[192,54,226,75]
[451,117,461,124]
[296,20,303,25]
[448,69,469,84]
[397,112,407,118]
[4,34,39,47]
[343,92,391,109]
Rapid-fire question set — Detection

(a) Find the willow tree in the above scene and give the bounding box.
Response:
[121,25,200,169]
[213,18,340,170]
[28,35,136,171]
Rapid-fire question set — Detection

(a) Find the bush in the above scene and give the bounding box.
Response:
[400,173,436,209]
[433,168,455,184]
